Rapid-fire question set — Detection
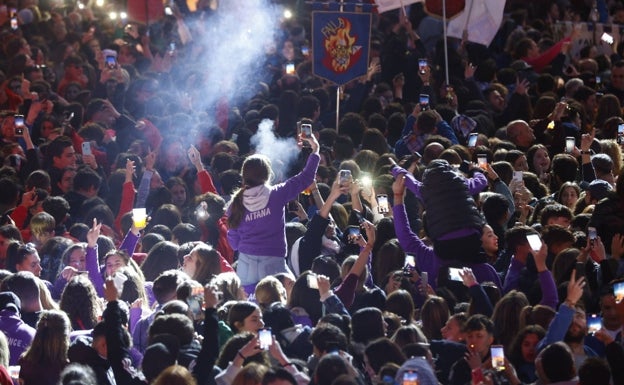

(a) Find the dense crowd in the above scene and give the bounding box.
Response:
[0,0,623,385]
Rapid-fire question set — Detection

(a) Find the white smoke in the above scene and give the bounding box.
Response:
[251,119,299,182]
[186,0,282,116]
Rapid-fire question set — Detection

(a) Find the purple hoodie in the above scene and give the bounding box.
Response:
[227,153,320,258]
[0,309,35,365]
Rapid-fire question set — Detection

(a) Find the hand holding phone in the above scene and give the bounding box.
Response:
[468,133,478,148]
[14,114,24,136]
[490,345,505,371]
[347,227,361,243]
[258,328,273,349]
[300,123,312,139]
[82,142,92,156]
[587,314,602,335]
[377,194,389,213]
[526,234,542,251]
[339,169,352,187]
[307,274,318,289]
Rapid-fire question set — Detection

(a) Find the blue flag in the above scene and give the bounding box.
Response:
[312,11,371,85]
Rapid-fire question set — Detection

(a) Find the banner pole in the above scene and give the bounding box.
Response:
[442,0,449,86]
[462,0,476,39]
[336,86,341,132]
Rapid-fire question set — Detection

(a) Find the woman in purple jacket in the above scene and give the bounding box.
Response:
[227,135,320,292]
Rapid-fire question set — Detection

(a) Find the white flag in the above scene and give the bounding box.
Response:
[447,0,506,46]
[374,0,424,14]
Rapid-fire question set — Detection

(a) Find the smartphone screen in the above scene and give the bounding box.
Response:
[307,274,318,289]
[619,124,624,136]
[377,194,389,213]
[285,62,295,75]
[448,267,463,282]
[347,227,361,243]
[339,169,352,185]
[419,94,429,109]
[14,115,24,127]
[188,288,204,320]
[526,234,542,251]
[106,55,116,69]
[587,314,602,334]
[258,328,273,349]
[300,123,312,138]
[513,171,523,182]
[402,371,418,385]
[613,281,624,303]
[418,58,427,74]
[565,137,575,153]
[82,142,92,156]
[490,345,505,371]
[477,154,488,168]
[587,226,597,240]
[404,254,416,269]
[468,133,478,148]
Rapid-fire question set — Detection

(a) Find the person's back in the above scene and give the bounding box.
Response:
[227,137,320,290]
[0,292,35,365]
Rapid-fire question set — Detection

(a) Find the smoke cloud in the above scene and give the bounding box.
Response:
[185,0,282,118]
[251,119,299,182]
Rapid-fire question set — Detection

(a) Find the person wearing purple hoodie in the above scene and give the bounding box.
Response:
[0,291,35,365]
[227,135,320,292]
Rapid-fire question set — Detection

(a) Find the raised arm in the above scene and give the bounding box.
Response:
[86,219,105,297]
[537,270,585,351]
[193,285,220,380]
[114,159,137,233]
[189,145,217,194]
[391,174,440,281]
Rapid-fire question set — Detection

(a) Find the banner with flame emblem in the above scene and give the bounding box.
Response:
[312,11,371,85]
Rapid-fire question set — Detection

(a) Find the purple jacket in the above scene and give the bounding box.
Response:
[227,153,320,258]
[503,257,559,309]
[0,309,35,365]
[52,231,139,300]
[393,203,442,287]
[393,203,502,289]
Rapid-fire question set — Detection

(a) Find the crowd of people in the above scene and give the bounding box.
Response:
[0,0,623,384]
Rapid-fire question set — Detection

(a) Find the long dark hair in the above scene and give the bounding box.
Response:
[227,155,272,229]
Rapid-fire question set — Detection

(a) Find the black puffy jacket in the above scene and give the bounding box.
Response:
[420,160,485,240]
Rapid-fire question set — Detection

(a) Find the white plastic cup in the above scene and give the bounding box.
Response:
[132,208,147,228]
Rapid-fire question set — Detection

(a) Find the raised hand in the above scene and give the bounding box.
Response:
[86,218,102,248]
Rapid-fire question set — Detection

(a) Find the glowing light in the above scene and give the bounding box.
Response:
[120,12,127,20]
[77,2,84,9]
[96,0,104,6]
[109,11,117,20]
[283,9,292,19]
[361,175,372,188]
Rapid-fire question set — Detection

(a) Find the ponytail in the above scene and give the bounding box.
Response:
[227,187,246,229]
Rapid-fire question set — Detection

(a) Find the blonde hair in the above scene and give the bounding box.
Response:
[38,278,58,310]
[152,365,197,385]
[600,139,623,176]
[0,332,8,367]
[21,310,70,366]
[212,272,243,302]
[29,212,55,238]
[254,276,287,309]
[231,362,268,385]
